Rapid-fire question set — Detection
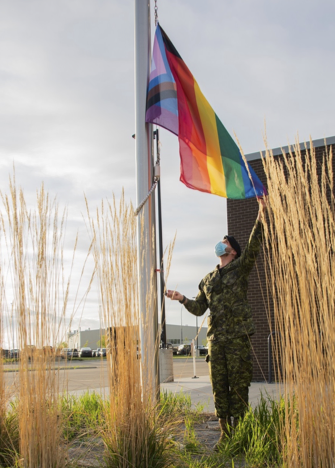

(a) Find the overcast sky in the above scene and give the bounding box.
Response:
[1,0,334,341]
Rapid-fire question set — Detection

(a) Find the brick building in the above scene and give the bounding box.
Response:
[227,136,335,381]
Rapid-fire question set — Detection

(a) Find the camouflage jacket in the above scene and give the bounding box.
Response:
[184,220,263,341]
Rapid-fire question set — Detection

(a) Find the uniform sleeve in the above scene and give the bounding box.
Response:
[239,220,263,275]
[183,280,208,317]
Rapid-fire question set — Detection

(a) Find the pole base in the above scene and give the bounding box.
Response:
[159,348,174,383]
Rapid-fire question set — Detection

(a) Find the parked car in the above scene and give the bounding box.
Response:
[92,348,102,357]
[79,347,93,358]
[166,344,180,355]
[10,349,20,359]
[196,345,208,356]
[160,342,176,350]
[60,348,79,359]
[43,346,53,355]
[24,345,36,360]
[159,342,180,355]
[70,349,79,358]
[159,342,173,349]
[1,349,10,358]
[61,348,68,358]
[172,345,179,355]
[60,348,70,359]
[176,344,192,356]
[98,348,106,357]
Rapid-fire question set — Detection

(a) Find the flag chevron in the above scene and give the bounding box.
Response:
[146,24,266,199]
[147,83,177,110]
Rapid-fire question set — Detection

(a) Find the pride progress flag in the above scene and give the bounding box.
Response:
[146,24,266,199]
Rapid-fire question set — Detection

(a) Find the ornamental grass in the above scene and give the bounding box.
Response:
[0,176,91,468]
[86,193,177,468]
[262,140,335,467]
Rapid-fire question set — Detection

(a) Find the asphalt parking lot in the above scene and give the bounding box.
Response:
[3,357,280,413]
[3,357,209,394]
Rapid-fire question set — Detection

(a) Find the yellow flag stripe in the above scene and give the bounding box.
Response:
[193,81,227,197]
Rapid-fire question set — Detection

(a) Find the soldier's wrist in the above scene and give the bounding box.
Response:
[179,295,187,304]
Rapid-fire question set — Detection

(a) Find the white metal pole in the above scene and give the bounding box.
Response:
[181,306,183,343]
[192,339,197,378]
[134,0,159,399]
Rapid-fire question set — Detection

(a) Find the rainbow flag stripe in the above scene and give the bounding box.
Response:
[146,25,266,199]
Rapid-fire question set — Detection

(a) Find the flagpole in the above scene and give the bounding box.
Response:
[134,0,159,399]
[153,129,167,348]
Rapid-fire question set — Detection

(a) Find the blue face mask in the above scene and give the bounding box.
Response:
[215,242,227,257]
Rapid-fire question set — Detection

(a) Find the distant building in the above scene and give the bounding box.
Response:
[165,324,207,346]
[68,323,208,349]
[68,328,105,350]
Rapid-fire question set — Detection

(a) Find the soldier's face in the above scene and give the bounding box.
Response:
[222,239,236,257]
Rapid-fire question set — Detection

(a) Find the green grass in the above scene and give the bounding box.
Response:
[175,452,234,468]
[158,391,284,467]
[0,401,20,467]
[159,391,205,422]
[175,392,285,468]
[60,392,107,441]
[0,391,287,467]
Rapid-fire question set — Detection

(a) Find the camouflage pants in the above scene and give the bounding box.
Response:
[207,336,252,419]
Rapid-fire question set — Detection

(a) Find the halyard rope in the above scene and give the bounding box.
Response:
[134,178,158,216]
[134,133,161,217]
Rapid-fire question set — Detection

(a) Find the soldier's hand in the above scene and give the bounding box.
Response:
[165,290,183,301]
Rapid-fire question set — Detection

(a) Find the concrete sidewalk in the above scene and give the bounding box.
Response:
[68,376,281,414]
[161,376,281,413]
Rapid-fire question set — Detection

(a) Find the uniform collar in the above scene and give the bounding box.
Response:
[216,259,239,274]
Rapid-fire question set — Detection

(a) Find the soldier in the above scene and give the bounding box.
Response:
[166,198,266,447]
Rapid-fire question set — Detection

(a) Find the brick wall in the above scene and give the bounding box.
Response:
[227,140,334,381]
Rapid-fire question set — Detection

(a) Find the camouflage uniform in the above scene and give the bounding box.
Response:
[184,220,263,419]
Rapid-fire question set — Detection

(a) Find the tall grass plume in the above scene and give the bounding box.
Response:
[262,140,335,467]
[87,193,176,468]
[0,176,86,467]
